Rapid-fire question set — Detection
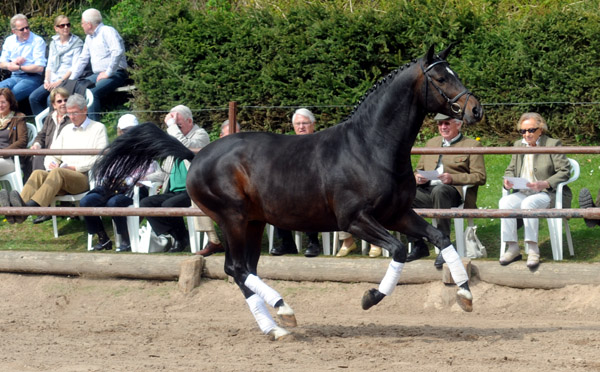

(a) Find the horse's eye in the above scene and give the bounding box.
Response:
[436,77,446,83]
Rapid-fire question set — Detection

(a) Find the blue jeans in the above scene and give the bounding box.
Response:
[80,186,133,235]
[0,73,43,102]
[28,84,51,116]
[82,69,127,120]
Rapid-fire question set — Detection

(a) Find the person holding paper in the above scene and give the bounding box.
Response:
[406,113,486,267]
[499,112,571,268]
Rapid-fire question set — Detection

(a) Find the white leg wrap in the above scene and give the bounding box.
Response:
[244,274,283,307]
[441,245,468,286]
[245,294,278,334]
[377,260,404,296]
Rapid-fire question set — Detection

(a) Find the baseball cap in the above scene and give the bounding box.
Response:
[117,114,139,130]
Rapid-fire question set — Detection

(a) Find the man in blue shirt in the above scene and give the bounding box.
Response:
[0,14,47,103]
[70,8,128,120]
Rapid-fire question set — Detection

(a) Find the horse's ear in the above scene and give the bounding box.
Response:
[425,45,436,64]
[438,43,455,60]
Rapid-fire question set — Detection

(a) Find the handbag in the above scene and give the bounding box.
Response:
[465,225,487,258]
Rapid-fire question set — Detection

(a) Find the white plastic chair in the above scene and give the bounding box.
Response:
[52,170,94,239]
[187,214,213,253]
[0,123,37,192]
[35,89,94,132]
[86,185,148,252]
[267,224,331,255]
[499,158,579,261]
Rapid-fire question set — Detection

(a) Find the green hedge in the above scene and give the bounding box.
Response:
[5,0,600,143]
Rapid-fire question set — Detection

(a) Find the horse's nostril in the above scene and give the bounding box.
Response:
[473,106,482,119]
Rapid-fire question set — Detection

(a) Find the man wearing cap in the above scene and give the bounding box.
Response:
[80,113,148,252]
[407,113,486,267]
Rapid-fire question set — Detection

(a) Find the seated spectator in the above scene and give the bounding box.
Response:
[335,232,382,258]
[28,15,83,116]
[406,113,486,268]
[0,88,28,177]
[141,105,222,253]
[0,14,47,104]
[220,119,240,138]
[499,112,571,269]
[30,87,72,174]
[270,108,322,257]
[0,93,107,224]
[69,8,128,120]
[81,114,155,252]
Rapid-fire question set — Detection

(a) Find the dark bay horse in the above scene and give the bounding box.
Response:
[93,45,483,340]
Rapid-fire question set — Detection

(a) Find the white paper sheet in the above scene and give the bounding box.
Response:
[417,170,440,180]
[503,176,531,190]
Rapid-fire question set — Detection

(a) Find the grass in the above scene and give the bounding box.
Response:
[1,149,599,263]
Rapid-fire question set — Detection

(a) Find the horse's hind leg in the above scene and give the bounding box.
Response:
[395,209,473,312]
[225,220,295,340]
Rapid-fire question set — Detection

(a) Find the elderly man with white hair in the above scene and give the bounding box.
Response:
[270,108,323,257]
[69,8,128,120]
[141,105,224,255]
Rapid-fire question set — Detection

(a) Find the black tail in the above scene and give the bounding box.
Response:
[92,122,195,194]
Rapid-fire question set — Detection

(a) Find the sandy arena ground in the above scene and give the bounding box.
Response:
[0,272,599,372]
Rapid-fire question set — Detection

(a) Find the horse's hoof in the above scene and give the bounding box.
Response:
[277,301,297,328]
[456,288,473,312]
[361,288,386,310]
[267,326,292,341]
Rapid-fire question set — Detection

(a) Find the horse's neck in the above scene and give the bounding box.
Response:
[351,71,427,161]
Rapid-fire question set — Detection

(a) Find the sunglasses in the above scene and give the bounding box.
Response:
[54,99,66,104]
[15,26,30,32]
[56,23,71,29]
[519,128,539,134]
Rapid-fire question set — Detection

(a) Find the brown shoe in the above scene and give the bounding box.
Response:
[195,242,225,257]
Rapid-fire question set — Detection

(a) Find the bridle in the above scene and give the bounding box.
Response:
[421,59,473,119]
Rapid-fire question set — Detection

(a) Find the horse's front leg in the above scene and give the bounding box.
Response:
[225,221,296,340]
[342,213,409,310]
[395,209,473,312]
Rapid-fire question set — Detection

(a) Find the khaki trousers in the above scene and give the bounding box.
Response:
[22,169,89,207]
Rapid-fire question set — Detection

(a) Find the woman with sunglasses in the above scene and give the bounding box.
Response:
[28,15,83,116]
[29,87,71,178]
[499,112,571,268]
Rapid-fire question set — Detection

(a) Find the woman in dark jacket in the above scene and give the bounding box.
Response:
[0,87,27,176]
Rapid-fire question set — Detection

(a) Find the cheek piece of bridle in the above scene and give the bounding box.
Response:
[421,59,473,120]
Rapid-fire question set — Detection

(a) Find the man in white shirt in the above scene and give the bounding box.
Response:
[2,93,108,224]
[0,14,47,102]
[69,8,128,120]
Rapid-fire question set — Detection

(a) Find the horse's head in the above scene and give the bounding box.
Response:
[420,45,483,125]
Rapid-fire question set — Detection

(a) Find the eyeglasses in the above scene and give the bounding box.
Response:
[15,26,30,32]
[519,128,539,134]
[54,99,66,104]
[293,122,313,126]
[56,23,71,29]
[437,121,456,126]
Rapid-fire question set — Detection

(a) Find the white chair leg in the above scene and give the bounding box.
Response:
[454,217,465,257]
[332,231,339,255]
[547,217,562,261]
[564,219,574,257]
[361,240,368,255]
[322,232,331,255]
[187,216,200,253]
[127,216,140,253]
[294,231,302,253]
[268,224,276,253]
